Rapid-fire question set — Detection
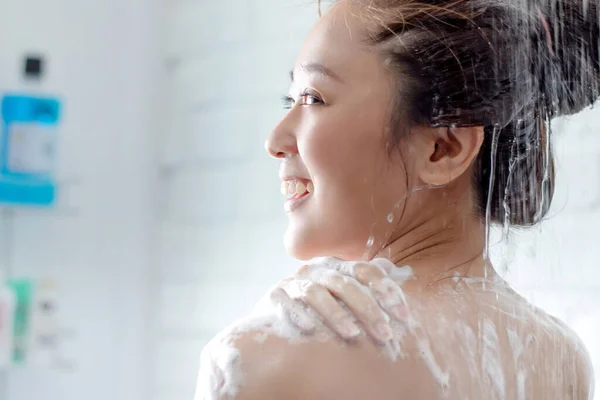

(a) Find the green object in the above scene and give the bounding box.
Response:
[7,279,34,364]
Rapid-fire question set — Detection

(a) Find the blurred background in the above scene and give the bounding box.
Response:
[0,1,598,399]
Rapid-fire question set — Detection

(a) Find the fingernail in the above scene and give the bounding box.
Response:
[339,318,361,338]
[293,311,316,332]
[375,321,394,341]
[391,304,409,321]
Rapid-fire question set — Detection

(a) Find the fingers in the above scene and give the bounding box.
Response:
[268,286,317,333]
[289,259,411,343]
[341,262,409,321]
[294,263,314,277]
[304,268,395,342]
[281,278,362,340]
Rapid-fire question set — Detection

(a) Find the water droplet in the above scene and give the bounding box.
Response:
[383,56,393,69]
[366,235,375,248]
[387,213,394,223]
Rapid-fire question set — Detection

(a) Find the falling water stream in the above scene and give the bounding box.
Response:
[197,0,600,399]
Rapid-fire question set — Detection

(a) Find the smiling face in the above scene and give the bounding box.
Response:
[265,2,416,261]
[265,0,490,263]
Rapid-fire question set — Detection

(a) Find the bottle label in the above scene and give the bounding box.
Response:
[6,122,56,175]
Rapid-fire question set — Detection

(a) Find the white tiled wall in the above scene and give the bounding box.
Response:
[159,1,600,399]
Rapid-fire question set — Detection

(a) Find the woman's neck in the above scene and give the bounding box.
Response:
[373,212,496,287]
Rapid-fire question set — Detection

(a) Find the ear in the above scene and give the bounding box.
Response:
[418,126,484,186]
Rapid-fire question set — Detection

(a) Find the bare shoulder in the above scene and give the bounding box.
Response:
[194,320,434,400]
[514,295,595,399]
[543,313,595,398]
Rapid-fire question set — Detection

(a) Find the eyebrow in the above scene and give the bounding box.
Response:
[289,63,344,83]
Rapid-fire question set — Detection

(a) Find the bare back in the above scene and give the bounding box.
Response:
[387,278,595,399]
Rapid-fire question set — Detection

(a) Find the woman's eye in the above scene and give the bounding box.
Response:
[281,91,323,110]
[281,95,294,110]
[299,94,322,105]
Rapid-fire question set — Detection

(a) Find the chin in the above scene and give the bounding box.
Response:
[283,230,314,261]
[283,227,361,262]
[283,221,335,261]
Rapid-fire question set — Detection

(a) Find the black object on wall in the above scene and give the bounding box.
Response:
[23,55,44,80]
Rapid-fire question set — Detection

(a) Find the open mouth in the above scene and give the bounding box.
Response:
[281,179,314,201]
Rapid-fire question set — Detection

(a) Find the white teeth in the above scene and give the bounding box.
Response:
[286,181,295,195]
[281,181,288,195]
[281,180,313,196]
[296,181,306,194]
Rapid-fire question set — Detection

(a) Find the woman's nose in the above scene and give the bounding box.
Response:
[265,116,298,159]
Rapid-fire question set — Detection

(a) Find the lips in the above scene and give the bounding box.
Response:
[281,178,314,212]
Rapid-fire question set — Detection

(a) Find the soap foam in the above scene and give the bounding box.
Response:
[197,295,334,399]
[197,256,576,400]
[196,337,244,400]
[306,257,454,390]
[507,329,527,400]
[481,318,506,400]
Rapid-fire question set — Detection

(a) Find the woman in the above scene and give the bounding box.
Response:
[196,0,597,398]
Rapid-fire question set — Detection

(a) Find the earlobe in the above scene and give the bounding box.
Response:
[419,126,484,186]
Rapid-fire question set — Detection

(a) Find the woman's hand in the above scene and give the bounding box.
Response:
[269,258,409,343]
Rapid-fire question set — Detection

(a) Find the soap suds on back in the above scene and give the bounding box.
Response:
[408,320,451,391]
[459,323,481,380]
[481,319,506,400]
[508,329,527,400]
[196,256,584,400]
[310,257,452,391]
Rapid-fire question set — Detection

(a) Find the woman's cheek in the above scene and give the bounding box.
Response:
[301,121,343,170]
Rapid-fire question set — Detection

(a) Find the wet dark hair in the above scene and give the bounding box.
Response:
[348,0,600,226]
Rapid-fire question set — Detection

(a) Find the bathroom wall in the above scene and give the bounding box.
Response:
[0,1,597,400]
[155,1,316,398]
[0,0,163,399]
[159,1,600,399]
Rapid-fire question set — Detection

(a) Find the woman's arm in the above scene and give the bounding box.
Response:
[193,258,414,400]
[196,333,310,400]
[195,327,420,400]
